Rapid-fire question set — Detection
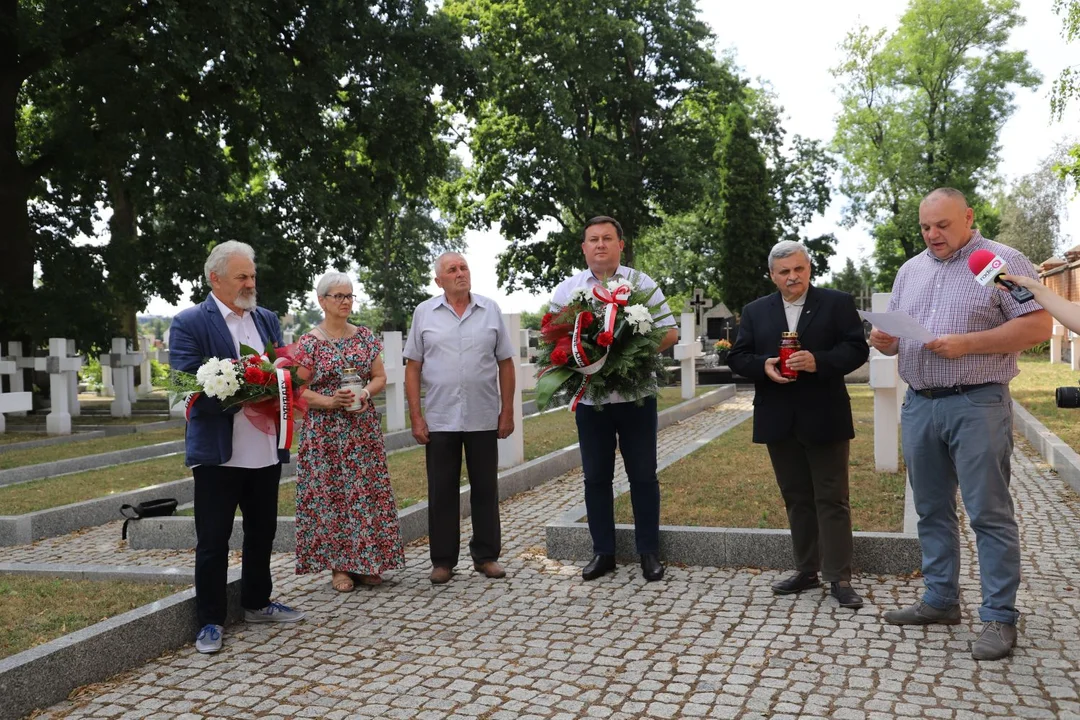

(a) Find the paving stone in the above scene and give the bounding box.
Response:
[14,395,1080,719]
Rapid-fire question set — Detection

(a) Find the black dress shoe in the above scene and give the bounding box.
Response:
[830,581,864,609]
[582,554,616,581]
[771,571,821,595]
[640,553,664,582]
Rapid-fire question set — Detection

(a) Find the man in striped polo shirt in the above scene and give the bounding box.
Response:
[869,188,1051,661]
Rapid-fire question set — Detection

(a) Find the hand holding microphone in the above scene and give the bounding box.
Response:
[967,249,1035,303]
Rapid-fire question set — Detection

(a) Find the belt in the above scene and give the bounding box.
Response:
[913,382,998,399]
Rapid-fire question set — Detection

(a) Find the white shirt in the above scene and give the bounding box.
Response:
[403,293,515,432]
[550,265,675,405]
[782,293,807,333]
[209,293,279,469]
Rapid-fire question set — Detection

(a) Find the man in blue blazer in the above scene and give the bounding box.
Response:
[727,240,870,610]
[169,241,305,654]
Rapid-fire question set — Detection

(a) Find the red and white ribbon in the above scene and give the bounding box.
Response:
[276,368,294,450]
[592,283,631,335]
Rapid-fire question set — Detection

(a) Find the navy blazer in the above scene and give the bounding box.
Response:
[169,294,290,467]
[727,285,869,445]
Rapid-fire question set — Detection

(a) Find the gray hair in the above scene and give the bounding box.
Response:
[315,271,353,297]
[922,187,970,207]
[433,251,466,278]
[768,240,811,271]
[204,241,256,283]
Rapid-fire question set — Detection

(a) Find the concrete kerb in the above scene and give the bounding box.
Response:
[1012,401,1080,496]
[127,386,737,552]
[545,396,923,575]
[0,561,198,584]
[0,461,297,546]
[0,440,187,488]
[0,388,737,720]
[0,571,241,720]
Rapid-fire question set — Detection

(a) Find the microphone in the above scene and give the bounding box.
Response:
[967,249,1034,303]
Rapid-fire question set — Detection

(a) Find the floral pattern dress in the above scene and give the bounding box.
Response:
[294,327,405,575]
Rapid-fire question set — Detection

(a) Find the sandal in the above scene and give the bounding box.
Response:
[331,571,354,593]
[350,573,383,586]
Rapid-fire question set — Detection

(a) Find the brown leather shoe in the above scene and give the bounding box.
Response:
[429,567,453,584]
[473,561,506,579]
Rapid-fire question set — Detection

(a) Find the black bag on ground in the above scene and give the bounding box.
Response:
[120,498,179,540]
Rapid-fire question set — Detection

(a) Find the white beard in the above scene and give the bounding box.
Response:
[235,290,257,311]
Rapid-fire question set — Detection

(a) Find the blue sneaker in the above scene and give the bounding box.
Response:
[244,601,305,624]
[195,624,223,654]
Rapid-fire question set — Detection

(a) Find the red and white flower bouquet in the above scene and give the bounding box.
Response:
[535,272,672,410]
[167,342,308,448]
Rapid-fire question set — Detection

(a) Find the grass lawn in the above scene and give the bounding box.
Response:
[0,432,46,446]
[1013,356,1080,452]
[0,429,185,471]
[0,385,716,517]
[0,455,191,515]
[0,576,180,660]
[615,385,907,532]
[5,414,168,426]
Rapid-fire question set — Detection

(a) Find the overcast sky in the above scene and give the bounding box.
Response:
[146,0,1080,316]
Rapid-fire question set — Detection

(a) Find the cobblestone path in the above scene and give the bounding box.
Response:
[26,393,1080,719]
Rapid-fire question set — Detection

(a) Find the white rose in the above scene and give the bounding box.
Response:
[569,287,591,303]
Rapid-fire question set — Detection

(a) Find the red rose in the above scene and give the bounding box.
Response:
[579,311,595,327]
[597,331,614,347]
[541,312,554,327]
[550,349,569,365]
[244,366,271,385]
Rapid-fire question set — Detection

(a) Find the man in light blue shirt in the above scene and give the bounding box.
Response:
[550,216,677,582]
[404,252,516,584]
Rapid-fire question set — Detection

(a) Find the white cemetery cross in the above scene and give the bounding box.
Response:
[868,292,906,472]
[688,288,713,347]
[1050,324,1066,364]
[382,331,406,432]
[3,342,30,417]
[65,339,81,417]
[138,335,156,394]
[32,338,84,435]
[0,356,32,434]
[283,329,295,345]
[497,313,529,469]
[100,338,143,418]
[672,312,703,400]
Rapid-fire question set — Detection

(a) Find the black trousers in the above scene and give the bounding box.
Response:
[193,463,281,627]
[426,430,500,568]
[575,396,660,556]
[765,436,853,582]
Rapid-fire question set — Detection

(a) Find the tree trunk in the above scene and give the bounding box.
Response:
[0,0,35,341]
[105,170,140,340]
[380,210,397,332]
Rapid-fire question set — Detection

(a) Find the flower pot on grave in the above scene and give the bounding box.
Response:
[715,350,729,366]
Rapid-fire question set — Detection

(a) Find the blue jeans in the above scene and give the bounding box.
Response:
[901,384,1020,624]
[575,396,660,555]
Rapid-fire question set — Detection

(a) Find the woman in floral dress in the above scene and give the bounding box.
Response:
[296,272,405,592]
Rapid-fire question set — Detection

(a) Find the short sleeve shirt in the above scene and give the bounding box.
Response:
[550,265,675,405]
[403,293,515,432]
[887,231,1044,390]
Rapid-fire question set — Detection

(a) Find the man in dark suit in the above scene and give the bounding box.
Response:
[169,241,305,654]
[727,240,870,609]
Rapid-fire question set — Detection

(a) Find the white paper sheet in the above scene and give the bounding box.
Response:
[858,310,936,344]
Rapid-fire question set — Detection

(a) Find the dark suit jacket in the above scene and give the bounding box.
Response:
[727,285,869,445]
[169,294,289,467]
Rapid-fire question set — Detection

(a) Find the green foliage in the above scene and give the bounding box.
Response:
[150,359,170,387]
[520,310,545,331]
[716,104,775,315]
[349,304,388,334]
[3,0,466,348]
[832,0,1040,275]
[994,147,1073,264]
[441,0,742,292]
[822,257,877,304]
[79,357,103,393]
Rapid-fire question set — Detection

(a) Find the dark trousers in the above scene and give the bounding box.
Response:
[766,436,853,582]
[193,463,281,627]
[575,396,660,556]
[426,430,501,568]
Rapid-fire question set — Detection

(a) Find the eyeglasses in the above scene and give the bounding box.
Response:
[325,293,355,303]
